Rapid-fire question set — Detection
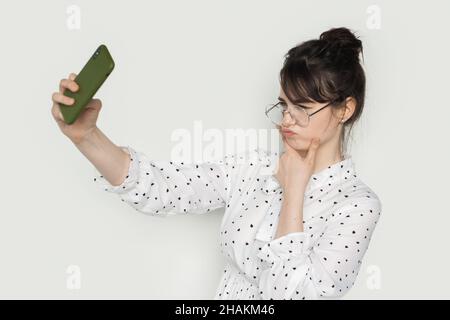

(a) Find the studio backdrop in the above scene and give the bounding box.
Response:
[0,0,449,299]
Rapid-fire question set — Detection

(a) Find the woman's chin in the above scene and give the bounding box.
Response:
[283,136,309,150]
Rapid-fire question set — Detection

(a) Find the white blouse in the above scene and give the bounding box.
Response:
[92,146,382,300]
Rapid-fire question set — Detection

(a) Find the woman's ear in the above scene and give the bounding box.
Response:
[340,97,356,123]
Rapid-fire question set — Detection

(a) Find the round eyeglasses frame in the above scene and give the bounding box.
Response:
[265,100,339,127]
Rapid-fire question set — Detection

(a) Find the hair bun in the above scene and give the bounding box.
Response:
[319,27,363,64]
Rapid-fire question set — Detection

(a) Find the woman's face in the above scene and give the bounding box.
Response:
[277,87,345,151]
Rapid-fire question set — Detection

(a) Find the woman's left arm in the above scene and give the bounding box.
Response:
[273,136,320,239]
[274,184,306,237]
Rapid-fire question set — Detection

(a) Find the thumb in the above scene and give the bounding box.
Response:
[306,138,320,162]
[86,98,102,111]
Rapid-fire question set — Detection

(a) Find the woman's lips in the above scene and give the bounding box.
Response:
[281,129,296,137]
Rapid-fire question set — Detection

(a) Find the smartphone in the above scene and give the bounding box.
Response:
[60,44,115,124]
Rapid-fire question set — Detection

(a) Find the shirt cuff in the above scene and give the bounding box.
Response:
[92,145,140,194]
[257,231,313,264]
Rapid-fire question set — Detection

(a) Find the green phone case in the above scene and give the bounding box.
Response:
[60,44,115,124]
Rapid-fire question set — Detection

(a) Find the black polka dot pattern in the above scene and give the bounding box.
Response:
[93,145,382,300]
[93,146,242,216]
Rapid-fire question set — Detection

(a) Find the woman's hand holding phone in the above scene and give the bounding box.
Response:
[50,45,129,187]
[51,72,103,144]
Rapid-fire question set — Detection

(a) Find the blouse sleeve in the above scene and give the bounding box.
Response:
[92,145,237,217]
[256,195,382,300]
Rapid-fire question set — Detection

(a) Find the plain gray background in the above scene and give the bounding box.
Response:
[1,0,449,299]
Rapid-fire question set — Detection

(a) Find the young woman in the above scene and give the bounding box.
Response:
[51,27,382,300]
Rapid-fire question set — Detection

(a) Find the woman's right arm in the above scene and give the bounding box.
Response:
[90,145,277,218]
[91,143,236,217]
[51,72,131,188]
[52,72,236,217]
[74,127,130,187]
[51,72,271,218]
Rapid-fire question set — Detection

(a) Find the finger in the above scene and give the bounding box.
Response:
[57,107,64,121]
[51,104,65,123]
[306,138,320,163]
[69,73,77,80]
[52,92,75,105]
[59,78,79,94]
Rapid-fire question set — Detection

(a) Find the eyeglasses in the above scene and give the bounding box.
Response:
[265,100,335,127]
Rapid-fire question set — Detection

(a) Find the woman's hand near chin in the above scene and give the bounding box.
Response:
[275,136,321,193]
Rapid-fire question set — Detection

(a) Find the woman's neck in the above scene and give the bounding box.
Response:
[295,140,343,175]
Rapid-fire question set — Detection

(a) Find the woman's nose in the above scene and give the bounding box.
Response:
[281,110,296,126]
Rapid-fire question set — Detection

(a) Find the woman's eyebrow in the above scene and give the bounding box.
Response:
[277,96,312,108]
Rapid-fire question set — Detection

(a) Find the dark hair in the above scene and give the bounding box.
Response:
[279,27,365,156]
